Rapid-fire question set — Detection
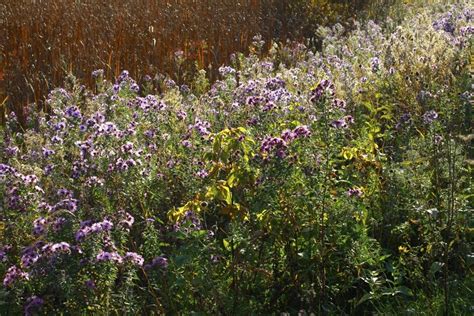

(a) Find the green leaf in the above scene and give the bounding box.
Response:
[223,239,231,252]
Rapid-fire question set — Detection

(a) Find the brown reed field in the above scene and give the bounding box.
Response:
[0,0,392,124]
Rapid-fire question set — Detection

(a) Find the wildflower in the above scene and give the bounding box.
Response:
[196,169,208,178]
[330,119,348,129]
[0,163,16,176]
[344,115,355,124]
[124,252,144,266]
[52,217,66,231]
[422,110,438,124]
[176,110,187,121]
[265,77,286,90]
[51,242,71,254]
[96,250,122,264]
[92,69,104,78]
[333,99,346,109]
[5,146,19,156]
[181,140,192,148]
[281,129,296,142]
[118,70,129,83]
[51,135,63,144]
[347,187,363,198]
[33,217,47,236]
[65,106,82,120]
[119,212,135,229]
[260,136,288,159]
[219,65,236,77]
[91,219,114,233]
[3,265,28,287]
[21,251,40,268]
[165,78,176,88]
[370,57,380,72]
[293,125,311,138]
[310,79,335,103]
[44,164,54,176]
[53,198,78,212]
[130,82,140,93]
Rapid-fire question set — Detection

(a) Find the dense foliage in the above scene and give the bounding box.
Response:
[1,1,472,314]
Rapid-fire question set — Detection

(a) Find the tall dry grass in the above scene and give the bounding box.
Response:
[0,0,388,124]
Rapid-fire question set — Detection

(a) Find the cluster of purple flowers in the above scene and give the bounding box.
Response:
[3,265,29,287]
[65,106,82,120]
[189,118,211,137]
[119,211,135,229]
[310,79,335,103]
[422,110,439,124]
[75,218,114,242]
[96,250,123,264]
[347,187,363,198]
[370,57,380,72]
[123,252,144,266]
[173,210,203,233]
[433,13,456,34]
[260,137,288,159]
[219,66,236,77]
[330,116,354,129]
[92,69,104,78]
[261,125,312,159]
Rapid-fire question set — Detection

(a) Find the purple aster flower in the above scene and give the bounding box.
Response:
[196,169,208,178]
[293,125,311,138]
[124,252,144,266]
[51,242,71,254]
[21,251,40,268]
[3,265,28,287]
[281,129,296,142]
[176,110,187,121]
[370,57,380,72]
[119,212,135,229]
[52,217,66,231]
[51,135,63,144]
[330,119,348,129]
[117,70,129,83]
[181,140,192,148]
[33,217,47,236]
[265,77,286,90]
[422,110,438,124]
[333,99,346,109]
[344,115,355,124]
[96,250,122,264]
[219,66,236,77]
[92,69,104,78]
[347,187,363,198]
[310,79,335,103]
[5,146,19,156]
[130,82,140,93]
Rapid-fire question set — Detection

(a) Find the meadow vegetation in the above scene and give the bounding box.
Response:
[0,0,473,314]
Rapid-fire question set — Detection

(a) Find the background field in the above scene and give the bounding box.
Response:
[0,0,395,123]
